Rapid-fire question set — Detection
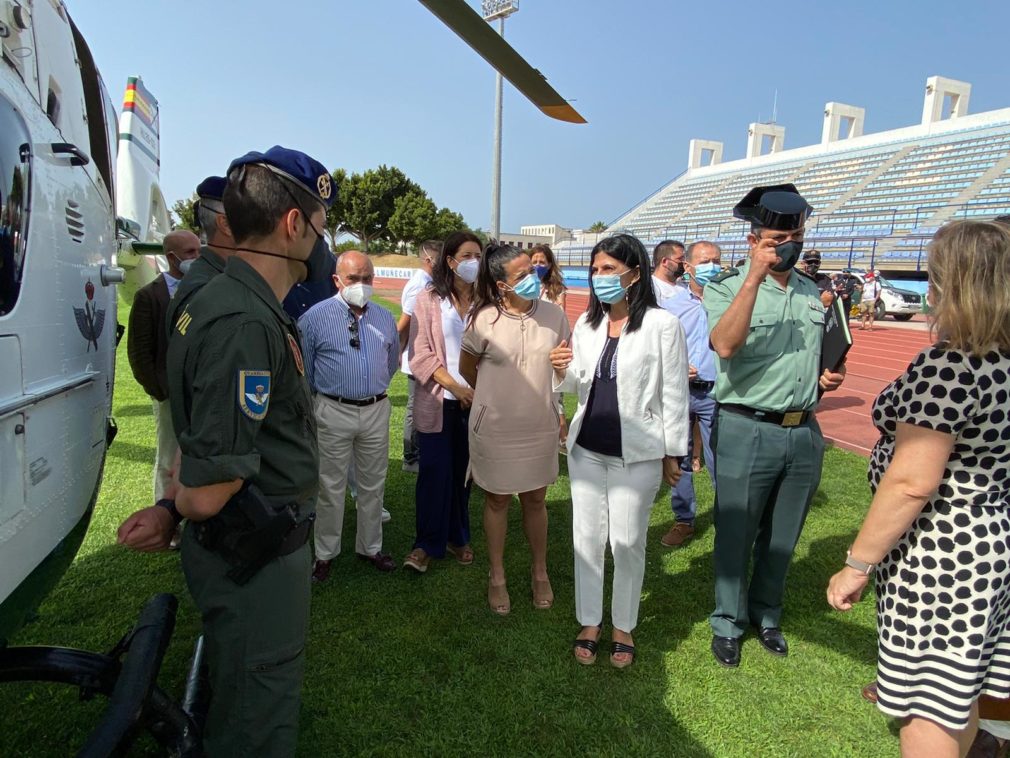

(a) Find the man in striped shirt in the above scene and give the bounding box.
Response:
[299,251,400,580]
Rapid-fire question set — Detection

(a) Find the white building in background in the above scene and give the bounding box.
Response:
[519,224,573,245]
[498,231,551,250]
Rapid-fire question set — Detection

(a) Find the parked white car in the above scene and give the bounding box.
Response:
[821,269,923,321]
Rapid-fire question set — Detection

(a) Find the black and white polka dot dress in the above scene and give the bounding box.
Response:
[869,345,1010,730]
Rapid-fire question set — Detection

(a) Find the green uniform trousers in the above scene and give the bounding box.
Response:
[709,408,824,638]
[181,525,311,757]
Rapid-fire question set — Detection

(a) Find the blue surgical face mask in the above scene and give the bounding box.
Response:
[692,262,721,287]
[534,264,550,280]
[507,272,541,301]
[592,270,633,304]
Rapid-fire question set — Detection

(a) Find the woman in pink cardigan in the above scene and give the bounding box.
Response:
[404,231,482,574]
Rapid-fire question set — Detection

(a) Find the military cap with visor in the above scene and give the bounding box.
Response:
[733,183,813,230]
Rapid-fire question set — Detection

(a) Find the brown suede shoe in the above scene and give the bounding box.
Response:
[311,559,332,583]
[661,522,695,548]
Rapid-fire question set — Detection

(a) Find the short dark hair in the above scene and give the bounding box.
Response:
[223,164,323,243]
[419,239,442,258]
[588,234,657,333]
[652,239,684,268]
[686,240,721,264]
[430,230,482,304]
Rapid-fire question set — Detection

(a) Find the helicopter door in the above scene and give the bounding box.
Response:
[0,335,25,524]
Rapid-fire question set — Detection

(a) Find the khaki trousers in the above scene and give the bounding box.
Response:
[313,395,390,560]
[153,398,178,500]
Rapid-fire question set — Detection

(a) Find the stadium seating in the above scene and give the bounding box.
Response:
[556,81,1010,272]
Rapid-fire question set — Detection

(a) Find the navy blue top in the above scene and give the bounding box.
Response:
[576,335,622,457]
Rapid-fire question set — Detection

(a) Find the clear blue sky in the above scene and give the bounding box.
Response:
[71,0,1010,234]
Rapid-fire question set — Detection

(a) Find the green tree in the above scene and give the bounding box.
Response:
[341,165,420,251]
[388,190,438,250]
[431,207,467,241]
[588,221,607,233]
[172,194,199,232]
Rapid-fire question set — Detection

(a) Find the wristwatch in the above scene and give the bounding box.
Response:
[845,549,875,576]
[155,498,184,525]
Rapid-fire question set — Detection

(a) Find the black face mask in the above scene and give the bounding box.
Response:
[804,261,820,274]
[771,240,804,272]
[672,261,685,279]
[302,236,334,284]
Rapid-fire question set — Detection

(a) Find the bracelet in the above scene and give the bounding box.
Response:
[844,549,875,576]
[155,498,184,525]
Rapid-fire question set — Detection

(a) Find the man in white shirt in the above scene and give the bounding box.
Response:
[651,239,685,301]
[396,240,439,473]
[859,270,882,331]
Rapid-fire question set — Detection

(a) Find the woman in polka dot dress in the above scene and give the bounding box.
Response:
[828,220,1010,757]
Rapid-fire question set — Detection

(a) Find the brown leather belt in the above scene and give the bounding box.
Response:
[720,403,811,428]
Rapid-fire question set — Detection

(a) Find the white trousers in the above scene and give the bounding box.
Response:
[153,398,178,500]
[313,395,390,560]
[569,444,662,633]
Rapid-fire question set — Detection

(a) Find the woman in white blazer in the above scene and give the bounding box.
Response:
[551,234,690,668]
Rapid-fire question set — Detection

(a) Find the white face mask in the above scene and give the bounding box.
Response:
[341,282,373,308]
[179,258,195,277]
[454,258,480,284]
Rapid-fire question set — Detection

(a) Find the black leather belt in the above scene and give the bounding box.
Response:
[322,392,387,407]
[689,379,715,392]
[720,403,811,428]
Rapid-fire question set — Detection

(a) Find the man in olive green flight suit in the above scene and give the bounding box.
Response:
[164,175,234,338]
[704,184,846,669]
[119,146,335,755]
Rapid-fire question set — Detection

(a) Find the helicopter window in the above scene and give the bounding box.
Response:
[0,97,31,318]
[46,79,61,128]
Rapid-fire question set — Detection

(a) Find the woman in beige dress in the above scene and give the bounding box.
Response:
[459,242,571,615]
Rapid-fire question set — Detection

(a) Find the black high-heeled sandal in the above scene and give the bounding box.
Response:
[610,641,636,669]
[572,626,601,665]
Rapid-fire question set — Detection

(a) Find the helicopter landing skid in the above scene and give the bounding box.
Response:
[0,593,204,757]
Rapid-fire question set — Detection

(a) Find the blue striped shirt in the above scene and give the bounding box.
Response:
[662,285,717,382]
[298,293,399,399]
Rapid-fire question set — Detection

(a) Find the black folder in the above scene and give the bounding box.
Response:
[821,296,852,374]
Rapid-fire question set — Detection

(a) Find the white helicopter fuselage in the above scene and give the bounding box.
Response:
[0,0,122,642]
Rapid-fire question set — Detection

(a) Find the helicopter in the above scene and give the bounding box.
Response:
[0,0,583,753]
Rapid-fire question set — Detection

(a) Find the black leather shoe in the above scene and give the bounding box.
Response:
[711,636,741,668]
[758,627,788,656]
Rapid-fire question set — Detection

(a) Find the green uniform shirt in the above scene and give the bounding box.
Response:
[165,246,226,339]
[704,261,825,412]
[167,256,319,507]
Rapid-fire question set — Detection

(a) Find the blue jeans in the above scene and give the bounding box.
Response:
[670,388,717,525]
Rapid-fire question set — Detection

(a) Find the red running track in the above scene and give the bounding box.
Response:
[375,278,932,458]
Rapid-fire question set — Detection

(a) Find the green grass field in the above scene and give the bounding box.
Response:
[0,296,899,757]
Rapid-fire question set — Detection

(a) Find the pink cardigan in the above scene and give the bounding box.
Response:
[408,288,458,433]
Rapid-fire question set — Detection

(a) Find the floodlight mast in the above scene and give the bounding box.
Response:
[482,0,518,240]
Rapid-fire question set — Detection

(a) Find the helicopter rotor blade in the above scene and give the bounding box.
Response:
[418,0,586,124]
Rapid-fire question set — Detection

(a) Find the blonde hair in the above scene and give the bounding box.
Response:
[927,220,1010,356]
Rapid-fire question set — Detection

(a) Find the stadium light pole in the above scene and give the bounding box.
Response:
[482,0,518,240]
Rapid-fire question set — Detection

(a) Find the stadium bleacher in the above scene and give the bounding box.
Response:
[555,76,1010,273]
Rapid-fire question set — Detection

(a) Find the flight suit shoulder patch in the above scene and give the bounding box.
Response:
[238,370,271,420]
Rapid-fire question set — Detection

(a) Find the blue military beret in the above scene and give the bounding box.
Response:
[196,175,227,201]
[227,145,336,208]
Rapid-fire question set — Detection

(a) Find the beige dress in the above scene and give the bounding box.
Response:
[461,300,571,494]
